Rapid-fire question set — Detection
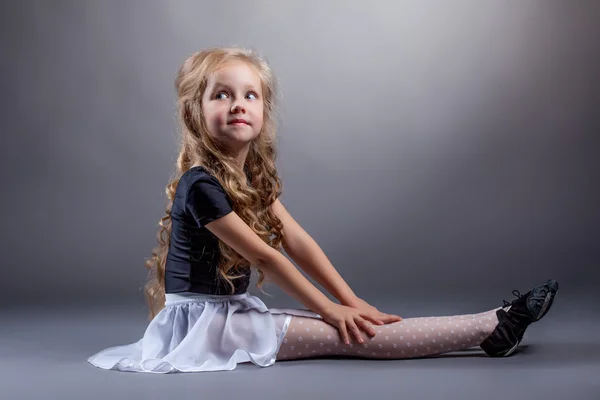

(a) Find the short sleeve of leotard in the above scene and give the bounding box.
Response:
[185,174,233,227]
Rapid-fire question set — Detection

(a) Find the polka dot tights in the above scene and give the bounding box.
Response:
[276,307,501,360]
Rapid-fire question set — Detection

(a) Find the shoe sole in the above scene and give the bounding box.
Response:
[534,283,558,322]
[502,339,521,357]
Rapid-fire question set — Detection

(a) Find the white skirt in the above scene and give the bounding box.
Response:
[87,291,322,373]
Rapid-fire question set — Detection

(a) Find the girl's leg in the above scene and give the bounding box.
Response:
[276,307,502,360]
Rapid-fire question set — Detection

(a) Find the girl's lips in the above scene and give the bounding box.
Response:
[228,119,249,125]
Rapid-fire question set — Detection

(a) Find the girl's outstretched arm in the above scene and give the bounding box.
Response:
[271,198,359,306]
[205,209,389,343]
[271,199,402,324]
[205,210,333,315]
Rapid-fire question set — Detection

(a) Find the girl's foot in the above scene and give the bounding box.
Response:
[480,279,559,357]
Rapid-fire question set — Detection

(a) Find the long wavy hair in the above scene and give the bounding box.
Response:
[143,47,285,320]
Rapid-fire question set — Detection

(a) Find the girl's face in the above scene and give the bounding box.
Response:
[201,61,264,148]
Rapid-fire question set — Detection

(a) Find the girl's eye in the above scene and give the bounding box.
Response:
[215,91,258,100]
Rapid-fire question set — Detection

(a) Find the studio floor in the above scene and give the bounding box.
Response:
[2,299,599,400]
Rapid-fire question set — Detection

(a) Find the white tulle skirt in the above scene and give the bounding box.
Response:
[87,291,321,373]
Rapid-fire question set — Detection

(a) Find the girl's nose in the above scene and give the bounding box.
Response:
[231,103,245,113]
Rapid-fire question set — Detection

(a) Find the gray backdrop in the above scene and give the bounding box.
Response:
[2,1,600,399]
[1,1,598,311]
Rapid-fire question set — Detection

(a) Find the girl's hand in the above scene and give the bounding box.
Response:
[319,302,380,345]
[344,297,403,325]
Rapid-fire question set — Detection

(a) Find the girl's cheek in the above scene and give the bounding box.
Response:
[213,114,227,125]
[205,116,220,128]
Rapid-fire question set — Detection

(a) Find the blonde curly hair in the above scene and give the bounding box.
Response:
[143,47,285,320]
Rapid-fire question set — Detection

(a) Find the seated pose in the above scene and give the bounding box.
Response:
[87,47,559,373]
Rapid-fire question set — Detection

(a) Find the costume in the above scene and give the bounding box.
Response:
[88,166,320,373]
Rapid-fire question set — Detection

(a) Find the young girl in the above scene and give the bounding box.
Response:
[87,47,559,373]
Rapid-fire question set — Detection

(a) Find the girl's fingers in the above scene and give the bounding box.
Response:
[388,314,403,322]
[349,321,364,344]
[379,313,402,324]
[339,322,350,345]
[363,314,384,326]
[357,311,383,326]
[357,317,376,337]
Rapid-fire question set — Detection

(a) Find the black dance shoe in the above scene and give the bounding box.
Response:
[480,279,559,357]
